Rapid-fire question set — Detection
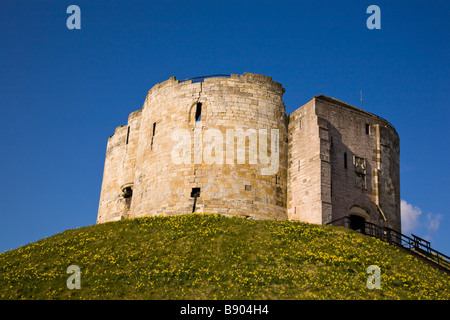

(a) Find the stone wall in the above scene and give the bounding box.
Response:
[97,110,142,223]
[287,99,324,224]
[97,125,127,223]
[98,73,289,223]
[287,95,401,232]
[97,73,400,233]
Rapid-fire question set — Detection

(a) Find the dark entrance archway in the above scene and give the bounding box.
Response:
[349,215,366,234]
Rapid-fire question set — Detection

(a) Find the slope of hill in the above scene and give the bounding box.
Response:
[0,213,449,299]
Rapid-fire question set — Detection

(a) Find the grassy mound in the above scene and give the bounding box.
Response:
[0,213,449,299]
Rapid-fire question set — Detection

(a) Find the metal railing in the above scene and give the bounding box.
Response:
[327,216,450,271]
[179,74,231,83]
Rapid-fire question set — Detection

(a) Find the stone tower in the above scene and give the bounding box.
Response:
[97,73,401,233]
[287,95,400,232]
[97,73,288,223]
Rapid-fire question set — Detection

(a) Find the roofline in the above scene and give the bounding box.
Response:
[313,94,398,134]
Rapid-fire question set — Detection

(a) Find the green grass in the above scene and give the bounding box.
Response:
[0,213,449,299]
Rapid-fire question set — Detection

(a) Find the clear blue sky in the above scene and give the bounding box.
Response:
[1,0,449,254]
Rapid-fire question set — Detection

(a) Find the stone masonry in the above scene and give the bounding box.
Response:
[97,73,401,233]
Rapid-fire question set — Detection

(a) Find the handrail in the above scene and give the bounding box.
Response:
[179,74,231,83]
[327,216,450,271]
[412,234,431,249]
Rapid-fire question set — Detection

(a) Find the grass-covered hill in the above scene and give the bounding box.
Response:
[0,213,449,300]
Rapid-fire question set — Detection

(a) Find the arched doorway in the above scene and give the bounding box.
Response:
[349,215,366,234]
[348,205,369,234]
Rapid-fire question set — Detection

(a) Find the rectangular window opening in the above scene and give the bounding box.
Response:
[191,187,201,198]
[191,187,201,213]
[344,152,348,169]
[123,187,133,199]
[195,103,202,122]
[151,122,156,149]
[366,123,370,135]
[126,126,130,145]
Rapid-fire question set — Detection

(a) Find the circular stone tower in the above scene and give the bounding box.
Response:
[97,73,289,223]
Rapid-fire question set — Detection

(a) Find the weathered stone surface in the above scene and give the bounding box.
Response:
[287,95,401,231]
[97,73,400,233]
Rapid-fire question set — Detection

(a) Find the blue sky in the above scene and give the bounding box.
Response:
[0,0,449,254]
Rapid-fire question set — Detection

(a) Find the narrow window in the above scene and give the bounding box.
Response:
[126,126,130,145]
[191,187,201,198]
[344,152,348,169]
[122,186,133,199]
[122,186,133,217]
[191,187,201,213]
[195,103,202,122]
[365,124,370,135]
[151,122,156,149]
